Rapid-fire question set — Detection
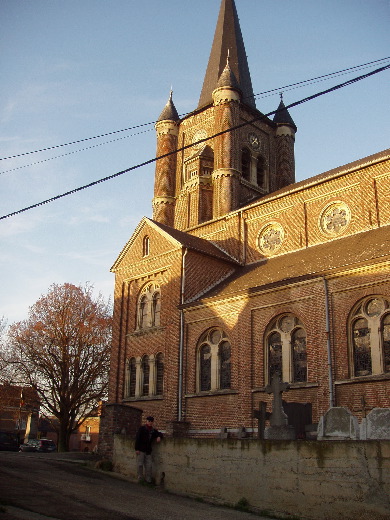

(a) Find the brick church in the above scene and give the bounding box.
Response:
[106,0,390,439]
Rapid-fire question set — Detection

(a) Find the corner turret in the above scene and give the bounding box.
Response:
[152,91,180,226]
[273,95,297,189]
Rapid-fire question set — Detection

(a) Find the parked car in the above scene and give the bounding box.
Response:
[0,431,19,451]
[19,439,56,452]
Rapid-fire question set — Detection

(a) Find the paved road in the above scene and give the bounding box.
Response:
[0,452,265,520]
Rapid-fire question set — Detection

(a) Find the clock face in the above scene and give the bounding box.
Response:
[248,132,259,150]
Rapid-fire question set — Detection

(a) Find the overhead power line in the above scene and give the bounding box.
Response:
[1,57,388,164]
[1,63,389,222]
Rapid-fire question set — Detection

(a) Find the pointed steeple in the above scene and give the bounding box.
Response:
[198,0,256,110]
[158,90,180,122]
[273,94,297,131]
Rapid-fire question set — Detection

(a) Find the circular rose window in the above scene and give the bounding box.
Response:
[258,222,285,255]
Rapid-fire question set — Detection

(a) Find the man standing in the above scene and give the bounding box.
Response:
[135,416,163,483]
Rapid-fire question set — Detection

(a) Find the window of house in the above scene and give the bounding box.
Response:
[141,355,150,396]
[143,236,150,257]
[156,353,164,395]
[256,155,265,187]
[241,148,251,181]
[137,283,161,330]
[265,314,307,384]
[350,296,390,377]
[197,328,231,392]
[125,353,164,399]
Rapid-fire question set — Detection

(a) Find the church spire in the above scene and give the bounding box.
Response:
[198,0,256,110]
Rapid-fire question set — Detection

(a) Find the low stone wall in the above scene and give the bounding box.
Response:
[112,436,390,520]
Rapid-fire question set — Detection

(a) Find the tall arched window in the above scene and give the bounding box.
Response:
[268,332,282,382]
[156,353,164,395]
[141,355,150,396]
[265,314,307,384]
[197,328,231,392]
[349,296,390,376]
[219,341,231,390]
[137,283,161,330]
[256,155,265,187]
[143,235,150,257]
[128,357,136,397]
[241,148,251,181]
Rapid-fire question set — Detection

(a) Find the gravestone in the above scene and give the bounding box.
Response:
[360,408,390,439]
[263,373,295,440]
[317,407,359,440]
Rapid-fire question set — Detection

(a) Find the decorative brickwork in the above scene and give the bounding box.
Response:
[108,0,390,442]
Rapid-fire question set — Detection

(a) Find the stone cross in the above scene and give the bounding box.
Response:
[253,401,270,439]
[265,372,290,427]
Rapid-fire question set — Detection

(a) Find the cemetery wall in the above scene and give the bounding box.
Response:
[112,435,390,520]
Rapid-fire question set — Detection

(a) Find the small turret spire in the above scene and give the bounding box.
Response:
[157,89,180,122]
[273,95,297,131]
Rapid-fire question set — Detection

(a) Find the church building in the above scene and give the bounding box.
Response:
[107,0,390,439]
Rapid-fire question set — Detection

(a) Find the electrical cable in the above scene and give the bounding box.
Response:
[1,63,389,221]
[1,57,388,163]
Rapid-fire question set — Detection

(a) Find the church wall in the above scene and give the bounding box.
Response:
[183,250,235,303]
[186,153,390,267]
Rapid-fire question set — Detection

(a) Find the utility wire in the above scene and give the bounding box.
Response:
[1,57,388,163]
[0,127,154,175]
[1,63,389,222]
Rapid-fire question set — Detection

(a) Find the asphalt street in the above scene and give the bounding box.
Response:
[0,452,268,520]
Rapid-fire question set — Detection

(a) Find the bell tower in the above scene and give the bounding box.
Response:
[152,0,297,231]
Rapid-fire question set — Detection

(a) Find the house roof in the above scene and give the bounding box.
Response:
[150,219,239,264]
[198,0,256,109]
[189,225,390,304]
[111,217,239,271]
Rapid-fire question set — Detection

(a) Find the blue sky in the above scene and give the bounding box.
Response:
[1,0,389,323]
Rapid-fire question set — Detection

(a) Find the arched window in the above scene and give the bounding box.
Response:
[268,332,282,383]
[200,344,211,391]
[141,355,150,396]
[256,155,265,187]
[265,314,307,384]
[349,296,390,377]
[156,353,164,395]
[219,341,231,390]
[152,292,161,327]
[128,357,136,397]
[382,314,390,373]
[197,328,231,392]
[353,317,371,376]
[143,236,150,257]
[292,328,307,383]
[241,148,251,181]
[137,283,161,330]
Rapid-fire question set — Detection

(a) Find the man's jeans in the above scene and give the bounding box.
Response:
[137,451,152,482]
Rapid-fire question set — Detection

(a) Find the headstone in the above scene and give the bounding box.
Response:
[360,408,390,440]
[263,373,295,440]
[317,407,359,440]
[219,427,228,439]
[237,426,247,439]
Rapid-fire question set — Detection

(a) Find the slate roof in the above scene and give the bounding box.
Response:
[188,225,390,304]
[198,0,256,109]
[150,219,239,264]
[157,91,180,122]
[273,98,297,131]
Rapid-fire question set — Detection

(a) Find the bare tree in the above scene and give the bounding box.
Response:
[4,283,112,451]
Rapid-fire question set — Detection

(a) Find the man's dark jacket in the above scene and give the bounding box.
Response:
[135,425,163,455]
